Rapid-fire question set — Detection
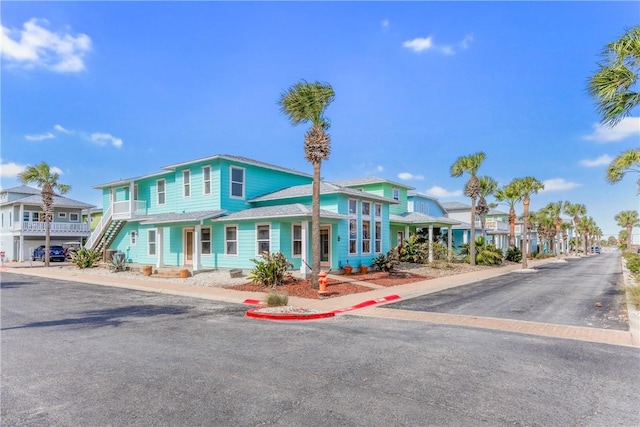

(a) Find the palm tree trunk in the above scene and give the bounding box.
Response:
[509,208,515,247]
[45,218,51,267]
[311,161,321,290]
[522,198,529,269]
[470,196,477,266]
[627,225,633,248]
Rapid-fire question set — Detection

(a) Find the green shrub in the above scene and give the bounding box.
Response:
[624,253,640,274]
[505,246,522,263]
[265,290,289,307]
[70,248,102,269]
[248,251,293,288]
[108,254,127,272]
[373,249,400,272]
[476,243,504,266]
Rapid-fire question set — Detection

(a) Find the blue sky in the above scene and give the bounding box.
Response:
[1,1,639,241]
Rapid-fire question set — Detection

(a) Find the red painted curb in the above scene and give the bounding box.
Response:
[246,308,335,321]
[243,299,264,306]
[331,294,401,314]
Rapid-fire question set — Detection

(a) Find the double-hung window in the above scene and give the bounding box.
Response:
[348,199,358,255]
[148,229,157,256]
[202,166,211,195]
[392,188,400,201]
[183,170,191,197]
[201,227,211,255]
[130,231,137,245]
[292,224,302,257]
[256,224,270,254]
[374,203,382,253]
[69,213,79,222]
[230,166,245,198]
[157,179,166,205]
[225,226,237,255]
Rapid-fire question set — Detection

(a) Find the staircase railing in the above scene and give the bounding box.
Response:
[85,204,113,250]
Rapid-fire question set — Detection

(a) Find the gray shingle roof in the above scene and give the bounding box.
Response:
[332,176,415,190]
[1,193,94,209]
[138,210,226,225]
[440,201,470,211]
[249,182,398,204]
[214,204,345,222]
[1,185,42,195]
[390,212,460,226]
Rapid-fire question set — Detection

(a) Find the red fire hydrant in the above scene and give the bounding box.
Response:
[318,270,328,295]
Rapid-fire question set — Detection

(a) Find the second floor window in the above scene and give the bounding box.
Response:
[374,203,382,217]
[392,188,400,201]
[69,213,79,222]
[183,170,191,197]
[157,179,166,205]
[202,166,211,195]
[230,166,244,198]
[362,201,370,216]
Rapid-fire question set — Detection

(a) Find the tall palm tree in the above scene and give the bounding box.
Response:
[512,176,544,269]
[577,216,597,254]
[477,176,498,240]
[606,148,640,194]
[450,152,486,266]
[542,201,564,258]
[614,210,640,249]
[279,80,335,289]
[18,161,71,267]
[563,202,587,255]
[587,26,640,127]
[495,182,523,247]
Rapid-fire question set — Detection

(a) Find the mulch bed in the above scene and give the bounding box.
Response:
[225,271,432,300]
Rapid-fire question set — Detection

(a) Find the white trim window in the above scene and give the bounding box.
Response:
[256,224,270,254]
[201,227,211,255]
[157,179,166,205]
[348,199,357,215]
[202,166,211,195]
[349,219,357,254]
[374,203,382,217]
[292,224,302,257]
[225,225,238,255]
[362,201,370,216]
[392,188,400,201]
[375,221,382,253]
[230,166,245,199]
[58,212,67,219]
[183,170,191,197]
[130,231,137,245]
[362,219,371,253]
[148,229,157,256]
[69,213,79,222]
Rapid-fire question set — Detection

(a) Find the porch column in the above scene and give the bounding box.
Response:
[404,225,410,240]
[300,220,310,278]
[18,204,24,262]
[19,235,24,262]
[129,182,134,215]
[428,225,434,263]
[193,224,201,272]
[156,227,164,269]
[447,227,453,262]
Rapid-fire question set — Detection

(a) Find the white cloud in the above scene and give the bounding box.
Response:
[1,18,91,73]
[381,19,390,30]
[54,124,71,133]
[583,117,640,142]
[376,165,384,172]
[425,185,462,198]
[579,154,613,167]
[91,133,123,148]
[24,132,55,141]
[50,166,64,175]
[0,160,27,177]
[398,172,424,181]
[541,178,581,192]
[403,34,473,55]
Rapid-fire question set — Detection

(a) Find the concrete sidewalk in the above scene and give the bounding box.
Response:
[2,258,637,347]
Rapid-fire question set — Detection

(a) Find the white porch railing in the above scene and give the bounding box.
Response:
[113,200,147,220]
[13,221,91,234]
[85,204,113,250]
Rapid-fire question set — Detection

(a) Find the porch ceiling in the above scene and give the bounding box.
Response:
[137,209,227,225]
[213,203,345,222]
[390,212,460,227]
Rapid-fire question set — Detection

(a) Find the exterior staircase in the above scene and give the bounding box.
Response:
[84,204,125,254]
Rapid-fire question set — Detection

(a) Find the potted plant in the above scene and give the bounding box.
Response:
[343,261,352,275]
[179,268,190,278]
[142,265,153,276]
[359,261,369,274]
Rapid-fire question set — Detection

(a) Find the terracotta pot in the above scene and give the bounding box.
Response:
[180,269,190,278]
[360,266,368,274]
[142,265,153,276]
[343,266,353,275]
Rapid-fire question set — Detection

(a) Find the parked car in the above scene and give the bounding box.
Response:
[33,245,67,262]
[590,246,601,254]
[63,241,82,259]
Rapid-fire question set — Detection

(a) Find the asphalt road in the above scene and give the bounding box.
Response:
[2,272,639,426]
[385,253,628,330]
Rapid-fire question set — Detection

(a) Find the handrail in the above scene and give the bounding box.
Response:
[85,204,113,249]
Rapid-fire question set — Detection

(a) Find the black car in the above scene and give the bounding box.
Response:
[33,245,66,262]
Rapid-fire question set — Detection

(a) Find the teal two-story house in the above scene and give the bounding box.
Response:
[89,155,460,275]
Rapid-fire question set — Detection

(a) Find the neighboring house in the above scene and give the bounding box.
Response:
[88,156,460,275]
[82,207,104,232]
[0,185,94,261]
[440,201,510,254]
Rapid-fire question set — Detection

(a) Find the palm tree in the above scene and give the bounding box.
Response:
[563,202,587,255]
[587,26,640,127]
[279,80,335,289]
[512,177,544,268]
[542,201,564,258]
[614,210,640,249]
[577,216,597,254]
[476,176,498,240]
[18,161,71,267]
[450,152,486,265]
[495,182,523,247]
[606,148,640,194]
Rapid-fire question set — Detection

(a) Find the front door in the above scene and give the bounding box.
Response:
[184,229,194,265]
[320,226,330,268]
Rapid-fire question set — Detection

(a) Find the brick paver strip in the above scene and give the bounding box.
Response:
[356,307,636,348]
